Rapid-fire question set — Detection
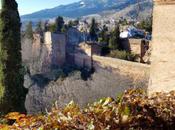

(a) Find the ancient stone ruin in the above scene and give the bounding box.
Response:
[149,0,175,94]
[22,0,175,113]
[22,32,66,74]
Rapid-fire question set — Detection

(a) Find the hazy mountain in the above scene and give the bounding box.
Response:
[21,0,153,21]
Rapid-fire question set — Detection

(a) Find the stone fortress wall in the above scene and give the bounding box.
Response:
[44,32,66,70]
[22,32,66,74]
[23,0,175,113]
[71,52,150,87]
[23,28,150,113]
[148,0,175,94]
[22,30,150,88]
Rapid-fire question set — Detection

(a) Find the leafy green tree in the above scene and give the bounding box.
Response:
[25,21,33,39]
[56,16,64,33]
[89,18,98,41]
[109,26,120,50]
[137,17,152,33]
[48,23,57,33]
[0,0,28,114]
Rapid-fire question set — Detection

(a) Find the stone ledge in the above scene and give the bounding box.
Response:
[154,0,175,5]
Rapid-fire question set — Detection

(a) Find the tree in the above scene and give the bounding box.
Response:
[73,19,79,26]
[55,16,64,33]
[61,24,68,33]
[109,25,120,50]
[98,25,109,43]
[137,17,152,33]
[0,0,28,114]
[25,21,33,39]
[35,21,43,34]
[43,20,49,32]
[48,23,57,33]
[89,18,98,41]
[68,20,74,28]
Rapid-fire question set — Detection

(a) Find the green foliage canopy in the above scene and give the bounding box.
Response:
[0,0,28,114]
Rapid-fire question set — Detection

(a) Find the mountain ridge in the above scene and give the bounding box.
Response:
[21,0,153,21]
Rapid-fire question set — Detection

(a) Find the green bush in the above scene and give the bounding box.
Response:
[108,50,136,61]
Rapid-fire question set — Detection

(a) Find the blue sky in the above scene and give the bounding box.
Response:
[16,0,80,15]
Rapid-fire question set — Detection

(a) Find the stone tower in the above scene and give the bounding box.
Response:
[149,0,175,94]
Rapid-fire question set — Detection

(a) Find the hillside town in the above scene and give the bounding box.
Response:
[22,16,152,75]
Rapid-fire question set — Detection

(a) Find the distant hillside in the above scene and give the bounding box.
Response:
[21,0,153,22]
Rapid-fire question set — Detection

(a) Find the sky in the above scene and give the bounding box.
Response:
[15,0,80,15]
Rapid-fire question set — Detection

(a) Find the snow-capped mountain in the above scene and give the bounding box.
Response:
[21,0,153,21]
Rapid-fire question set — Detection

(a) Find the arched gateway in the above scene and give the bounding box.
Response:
[149,0,175,94]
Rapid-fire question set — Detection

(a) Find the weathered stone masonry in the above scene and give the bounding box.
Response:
[149,0,175,94]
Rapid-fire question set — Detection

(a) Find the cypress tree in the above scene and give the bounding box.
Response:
[109,25,120,50]
[89,18,98,41]
[55,16,64,33]
[0,0,28,114]
[35,21,43,34]
[25,21,33,39]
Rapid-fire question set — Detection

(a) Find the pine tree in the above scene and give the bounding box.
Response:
[99,25,109,43]
[25,21,33,39]
[0,0,28,114]
[56,16,64,33]
[109,25,120,50]
[89,18,98,41]
[35,21,43,34]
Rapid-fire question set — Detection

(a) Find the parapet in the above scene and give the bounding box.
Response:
[154,0,175,4]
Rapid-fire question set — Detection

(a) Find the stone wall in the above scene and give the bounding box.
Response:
[148,0,175,94]
[22,32,66,74]
[23,33,150,113]
[129,39,142,54]
[25,53,150,114]
[72,53,150,88]
[44,32,66,69]
[21,34,33,63]
[77,42,103,56]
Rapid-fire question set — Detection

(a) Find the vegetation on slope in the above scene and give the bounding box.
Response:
[0,89,175,130]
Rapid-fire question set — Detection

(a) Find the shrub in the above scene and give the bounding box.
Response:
[1,89,175,130]
[108,50,136,61]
